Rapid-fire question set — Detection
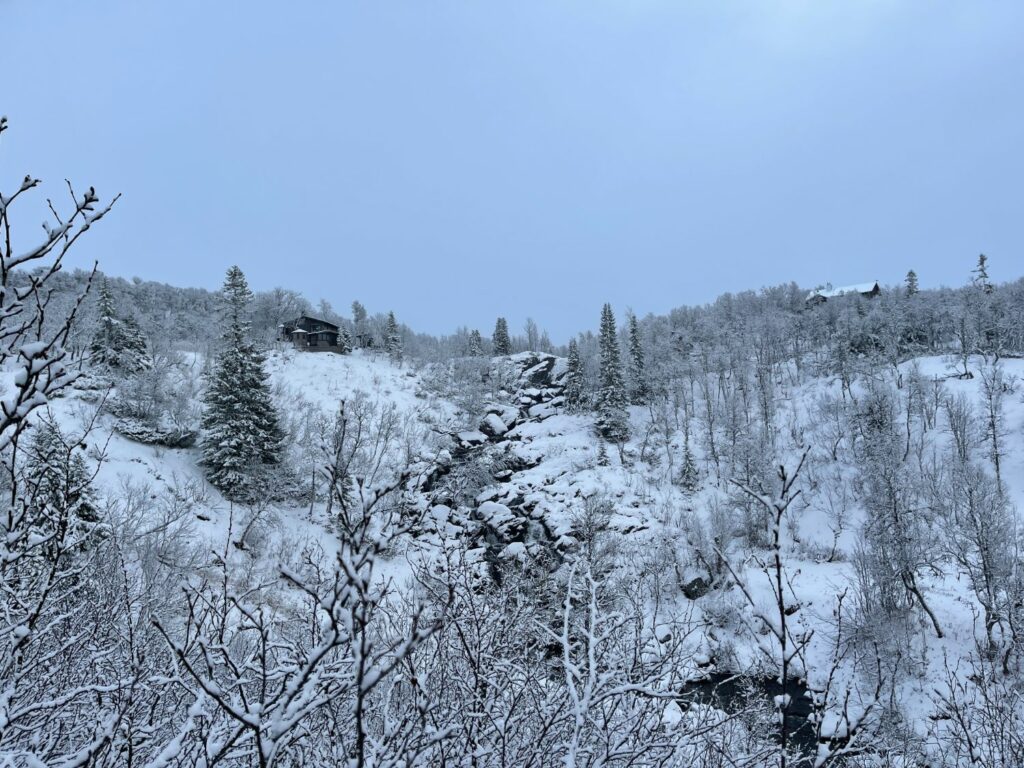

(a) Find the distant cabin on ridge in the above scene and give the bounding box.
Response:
[805,281,881,306]
[280,315,346,352]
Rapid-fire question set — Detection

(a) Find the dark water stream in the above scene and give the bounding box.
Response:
[682,673,821,763]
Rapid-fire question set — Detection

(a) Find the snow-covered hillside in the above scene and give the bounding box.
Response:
[6,254,1024,766]
[28,349,448,547]
[29,345,1024,759]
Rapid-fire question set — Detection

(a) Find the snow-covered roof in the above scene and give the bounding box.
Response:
[806,281,880,300]
[294,315,339,329]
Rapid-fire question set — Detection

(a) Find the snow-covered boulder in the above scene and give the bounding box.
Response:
[476,501,516,530]
[456,430,488,447]
[480,413,509,437]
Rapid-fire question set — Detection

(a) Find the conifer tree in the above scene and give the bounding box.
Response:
[678,437,700,493]
[627,312,649,404]
[564,338,586,412]
[352,301,370,348]
[385,311,403,363]
[90,280,151,373]
[905,269,919,297]
[972,254,993,294]
[595,303,629,442]
[25,419,100,528]
[969,254,999,355]
[22,418,102,563]
[468,329,484,357]
[492,317,511,356]
[201,266,283,501]
[337,324,353,354]
[90,280,120,358]
[121,316,150,364]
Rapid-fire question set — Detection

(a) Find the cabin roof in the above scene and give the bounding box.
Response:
[289,315,340,330]
[806,281,880,301]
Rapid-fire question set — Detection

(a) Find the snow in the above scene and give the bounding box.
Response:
[805,281,880,300]
[482,413,507,436]
[1,348,451,553]
[7,344,1023,749]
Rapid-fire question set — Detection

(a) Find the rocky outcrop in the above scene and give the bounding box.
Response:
[506,352,566,417]
[454,352,569,450]
[114,418,197,448]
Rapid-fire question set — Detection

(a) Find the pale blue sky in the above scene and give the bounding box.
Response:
[3,1,1022,339]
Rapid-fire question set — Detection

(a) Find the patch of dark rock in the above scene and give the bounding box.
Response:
[682,576,711,600]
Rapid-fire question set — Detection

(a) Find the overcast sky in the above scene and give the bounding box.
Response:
[3,1,1022,340]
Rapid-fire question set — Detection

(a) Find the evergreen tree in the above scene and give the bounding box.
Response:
[595,303,629,442]
[905,269,919,297]
[563,338,586,412]
[968,254,998,356]
[385,311,403,363]
[972,254,993,294]
[467,329,484,357]
[25,419,100,527]
[90,280,120,358]
[201,266,283,501]
[492,317,511,356]
[627,313,649,404]
[90,280,152,373]
[337,324,353,354]
[678,437,700,493]
[352,301,370,348]
[22,419,101,561]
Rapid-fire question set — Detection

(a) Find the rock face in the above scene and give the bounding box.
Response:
[456,352,569,450]
[506,352,567,415]
[441,351,582,569]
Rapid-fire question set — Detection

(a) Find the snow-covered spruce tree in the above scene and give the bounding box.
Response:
[627,312,648,404]
[595,303,629,442]
[492,316,511,356]
[201,265,283,501]
[385,310,403,363]
[24,417,100,529]
[563,337,586,412]
[678,435,700,492]
[337,322,353,354]
[972,253,993,294]
[352,299,370,348]
[905,269,919,297]
[467,328,484,357]
[90,279,152,373]
[969,253,1002,359]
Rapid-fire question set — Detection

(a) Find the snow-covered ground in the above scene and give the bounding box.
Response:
[24,349,449,549]
[15,348,1024,745]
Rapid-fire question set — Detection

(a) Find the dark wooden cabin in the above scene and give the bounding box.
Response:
[280,316,345,352]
